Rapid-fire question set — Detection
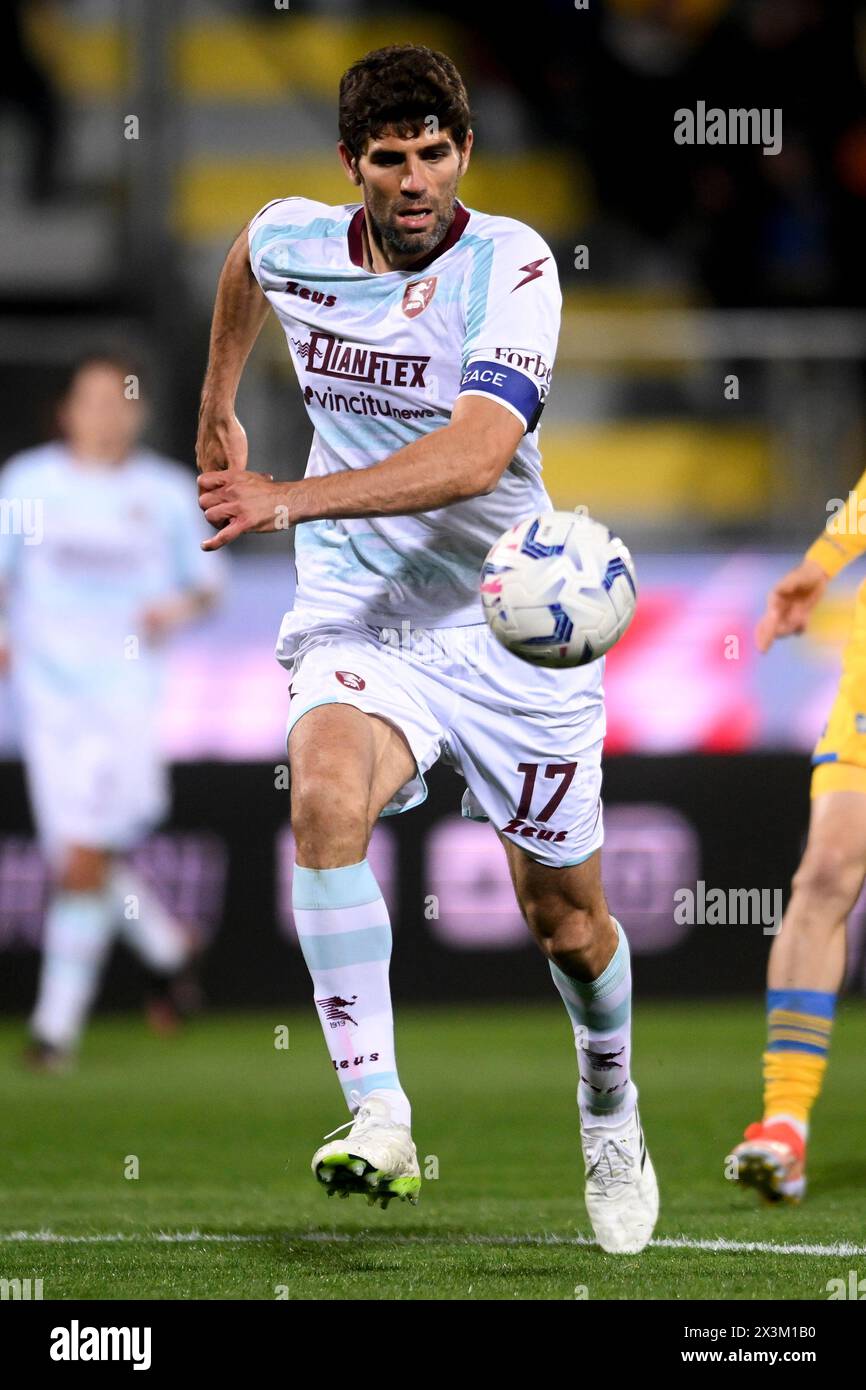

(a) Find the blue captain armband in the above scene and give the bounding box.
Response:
[457,361,545,434]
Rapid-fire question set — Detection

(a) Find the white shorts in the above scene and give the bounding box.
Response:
[21,701,168,867]
[278,607,606,868]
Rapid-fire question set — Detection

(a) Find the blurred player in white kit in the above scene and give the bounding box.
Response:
[0,354,224,1067]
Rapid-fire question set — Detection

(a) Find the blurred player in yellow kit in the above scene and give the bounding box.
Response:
[726,469,866,1201]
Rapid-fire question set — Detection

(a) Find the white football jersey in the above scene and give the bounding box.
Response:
[248,196,561,631]
[0,443,222,717]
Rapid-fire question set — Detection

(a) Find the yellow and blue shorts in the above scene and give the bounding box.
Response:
[812,581,866,796]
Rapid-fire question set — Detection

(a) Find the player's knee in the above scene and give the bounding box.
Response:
[522,894,602,965]
[291,783,369,868]
[545,915,603,972]
[792,844,864,909]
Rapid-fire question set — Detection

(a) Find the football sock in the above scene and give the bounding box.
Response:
[30,888,115,1049]
[110,863,190,973]
[762,988,836,1140]
[549,916,638,1128]
[292,858,411,1127]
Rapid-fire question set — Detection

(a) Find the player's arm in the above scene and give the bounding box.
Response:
[138,586,220,644]
[286,392,524,512]
[756,467,866,652]
[140,469,226,638]
[196,224,270,474]
[197,395,524,552]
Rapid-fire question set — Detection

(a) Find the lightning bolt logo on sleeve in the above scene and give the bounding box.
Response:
[511,257,550,292]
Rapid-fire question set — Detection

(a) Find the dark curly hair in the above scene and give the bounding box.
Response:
[339,44,471,161]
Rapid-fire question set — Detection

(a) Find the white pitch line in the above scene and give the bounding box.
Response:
[1,1230,864,1257]
[649,1235,866,1258]
[0,1232,270,1245]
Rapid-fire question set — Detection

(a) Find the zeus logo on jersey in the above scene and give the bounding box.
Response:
[294,331,430,388]
[284,279,337,308]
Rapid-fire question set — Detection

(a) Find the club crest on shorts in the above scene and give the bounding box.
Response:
[402,276,437,318]
[335,670,365,690]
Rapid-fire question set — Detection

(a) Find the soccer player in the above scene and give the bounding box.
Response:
[196,44,658,1253]
[727,477,866,1201]
[0,353,224,1067]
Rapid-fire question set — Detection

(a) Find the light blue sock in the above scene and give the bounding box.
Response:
[31,888,115,1048]
[293,859,411,1126]
[549,918,638,1127]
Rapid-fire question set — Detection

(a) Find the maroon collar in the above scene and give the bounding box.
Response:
[347,200,470,272]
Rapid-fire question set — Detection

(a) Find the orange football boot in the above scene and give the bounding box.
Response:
[726,1120,806,1203]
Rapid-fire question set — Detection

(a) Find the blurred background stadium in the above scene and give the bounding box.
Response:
[2,0,866,1015]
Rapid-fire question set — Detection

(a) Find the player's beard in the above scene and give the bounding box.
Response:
[369,197,456,260]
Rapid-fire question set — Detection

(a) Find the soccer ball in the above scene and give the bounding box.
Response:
[480,510,637,668]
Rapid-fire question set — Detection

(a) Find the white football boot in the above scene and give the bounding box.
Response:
[581,1106,659,1253]
[311,1091,421,1209]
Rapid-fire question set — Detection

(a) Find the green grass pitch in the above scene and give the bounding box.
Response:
[1,1001,864,1300]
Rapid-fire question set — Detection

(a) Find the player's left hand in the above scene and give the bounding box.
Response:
[197,468,290,550]
[138,590,217,643]
[138,596,190,644]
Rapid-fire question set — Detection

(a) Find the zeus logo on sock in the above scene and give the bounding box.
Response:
[333,1053,379,1070]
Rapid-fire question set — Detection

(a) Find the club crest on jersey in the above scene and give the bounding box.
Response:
[402,276,438,318]
[336,670,365,690]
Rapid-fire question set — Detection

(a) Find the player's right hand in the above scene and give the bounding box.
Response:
[755,557,829,653]
[195,411,249,473]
